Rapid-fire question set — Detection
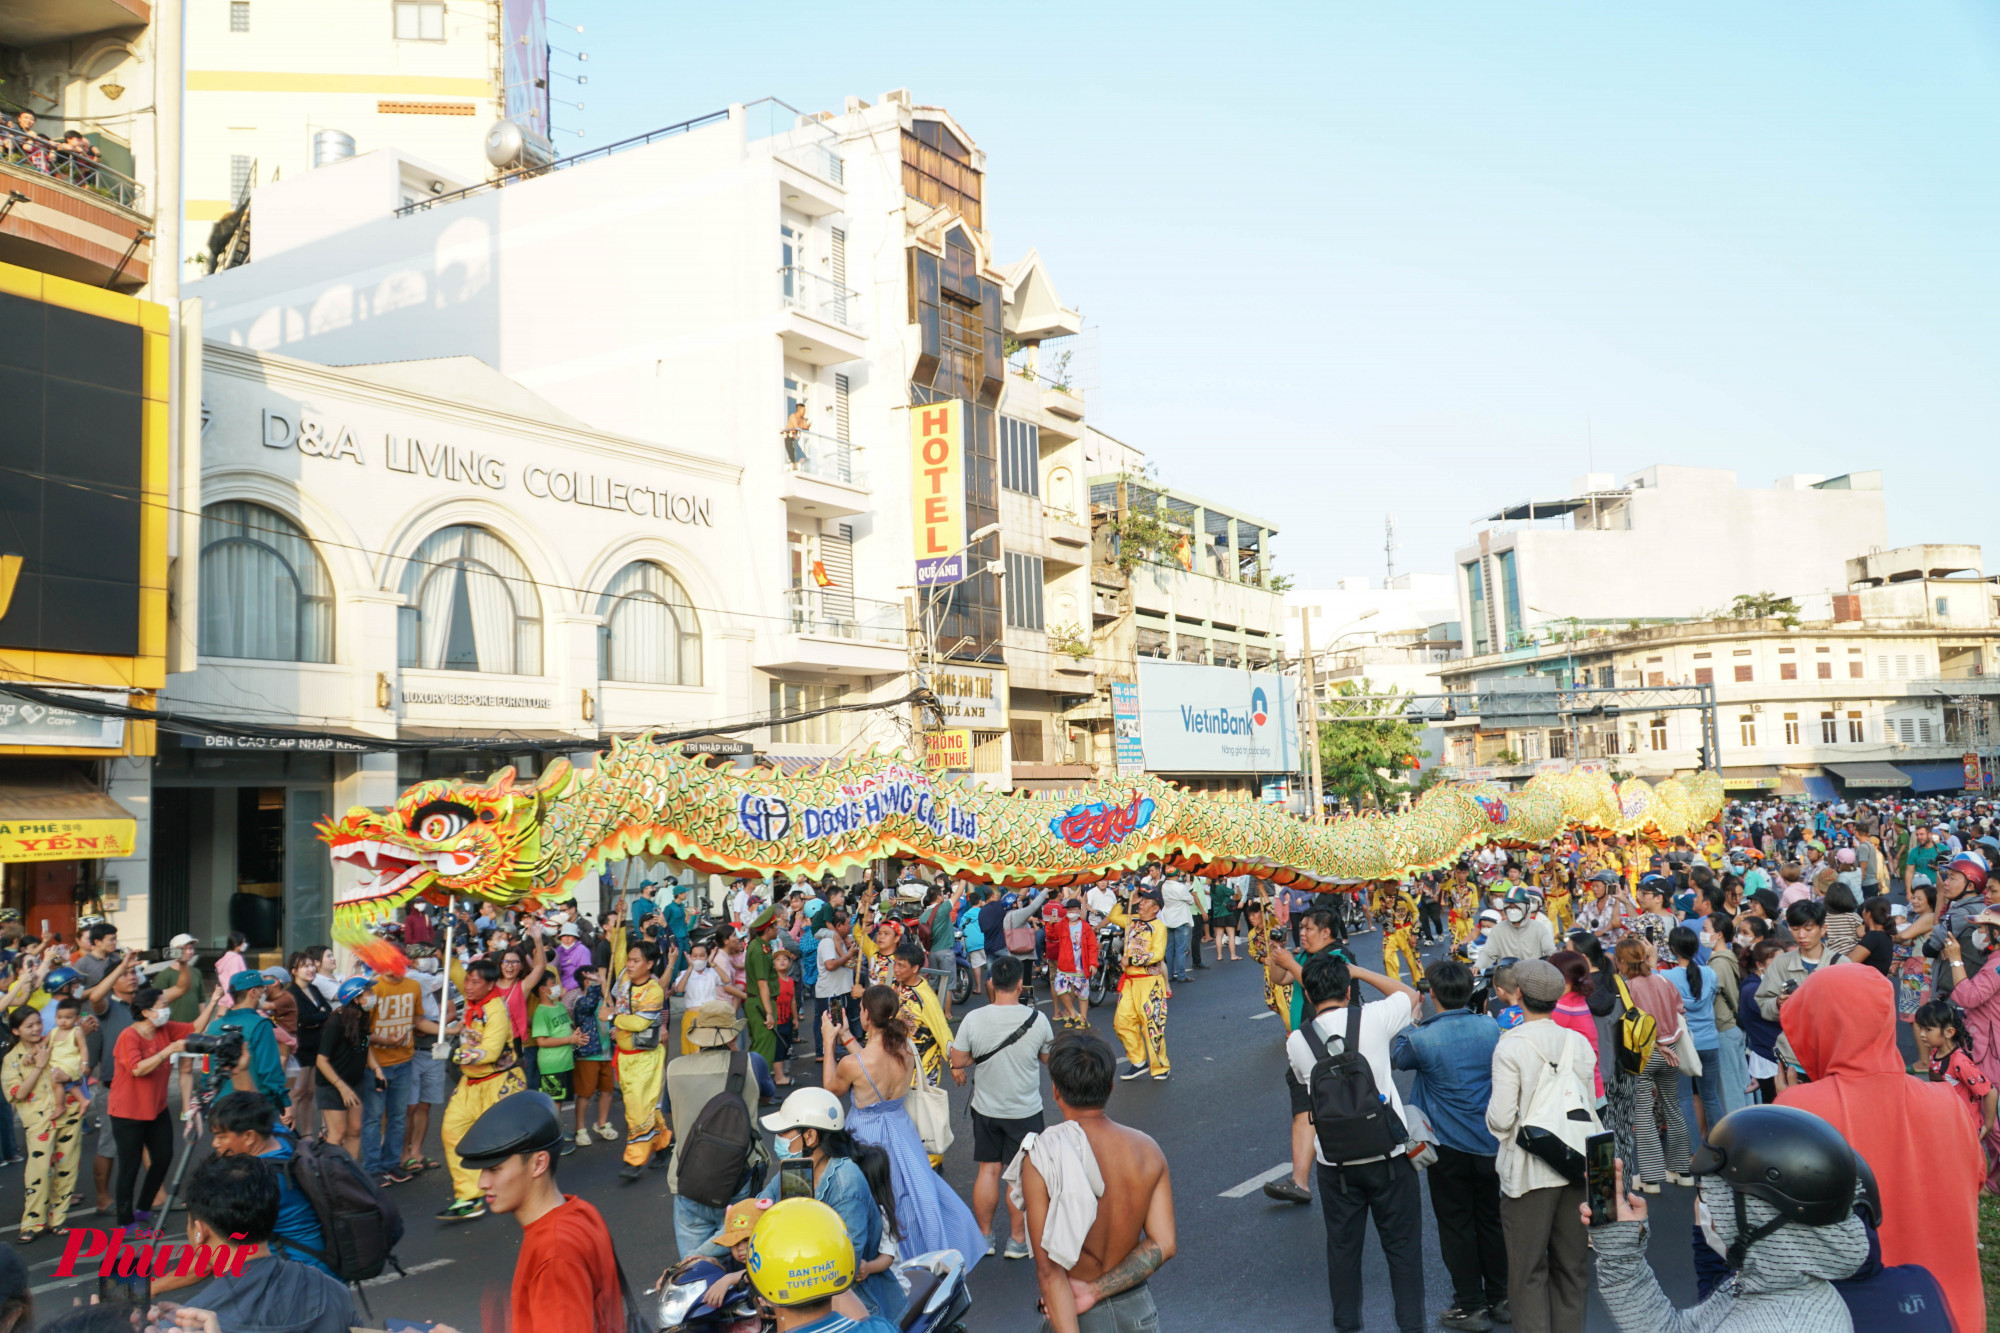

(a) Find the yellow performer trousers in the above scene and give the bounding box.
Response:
[617,1045,670,1168]
[441,1067,527,1201]
[19,1101,81,1232]
[1383,928,1425,986]
[1546,894,1574,936]
[1113,974,1169,1076]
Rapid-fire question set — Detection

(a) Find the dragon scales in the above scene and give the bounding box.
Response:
[317,736,1725,974]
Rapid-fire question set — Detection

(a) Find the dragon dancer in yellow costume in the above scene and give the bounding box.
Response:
[1542,861,1576,936]
[438,956,526,1221]
[1114,888,1171,1079]
[1380,879,1425,986]
[612,937,671,1179]
[1244,895,1295,1028]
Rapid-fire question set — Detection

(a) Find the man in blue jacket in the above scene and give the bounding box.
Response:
[206,1091,335,1277]
[212,968,291,1116]
[1390,959,1508,1332]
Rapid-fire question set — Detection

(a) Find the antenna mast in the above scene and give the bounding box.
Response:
[1384,513,1398,584]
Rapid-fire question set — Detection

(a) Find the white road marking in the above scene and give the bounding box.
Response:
[362,1257,455,1287]
[1249,1011,1278,1020]
[1220,1163,1295,1198]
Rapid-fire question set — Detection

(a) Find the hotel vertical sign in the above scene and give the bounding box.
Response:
[911,400,967,587]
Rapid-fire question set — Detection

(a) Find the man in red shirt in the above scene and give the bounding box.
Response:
[446,1090,624,1333]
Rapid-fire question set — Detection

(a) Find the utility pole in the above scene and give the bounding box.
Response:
[1384,513,1397,584]
[904,594,924,757]
[1299,607,1324,823]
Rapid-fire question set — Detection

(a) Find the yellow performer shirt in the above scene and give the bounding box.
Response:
[612,977,666,1053]
[1124,920,1167,975]
[455,994,516,1078]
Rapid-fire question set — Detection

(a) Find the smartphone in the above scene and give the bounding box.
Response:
[779,1156,814,1200]
[1585,1131,1618,1227]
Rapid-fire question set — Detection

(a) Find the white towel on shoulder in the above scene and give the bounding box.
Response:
[1002,1118,1105,1270]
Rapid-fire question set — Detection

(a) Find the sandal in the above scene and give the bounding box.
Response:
[401,1158,428,1174]
[12,1229,37,1246]
[420,1156,443,1170]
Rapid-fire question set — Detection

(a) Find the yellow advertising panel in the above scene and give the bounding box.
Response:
[911,400,966,580]
[0,818,137,862]
[926,728,973,771]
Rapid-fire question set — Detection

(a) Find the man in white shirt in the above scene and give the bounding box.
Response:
[1085,882,1119,923]
[1159,876,1200,983]
[1284,952,1425,1333]
[814,910,859,1056]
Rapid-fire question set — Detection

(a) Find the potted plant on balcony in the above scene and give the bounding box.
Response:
[1048,622,1091,660]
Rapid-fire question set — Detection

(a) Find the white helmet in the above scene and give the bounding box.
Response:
[760,1086,845,1136]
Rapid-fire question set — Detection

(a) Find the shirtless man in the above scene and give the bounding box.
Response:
[1022,1030,1176,1333]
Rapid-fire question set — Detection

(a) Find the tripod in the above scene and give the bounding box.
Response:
[97,1051,227,1306]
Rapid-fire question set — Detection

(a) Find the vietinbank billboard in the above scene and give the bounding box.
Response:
[1134,661,1298,774]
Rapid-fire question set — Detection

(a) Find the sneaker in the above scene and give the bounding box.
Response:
[1487,1298,1512,1324]
[560,1136,576,1156]
[1118,1063,1150,1081]
[1440,1305,1493,1332]
[436,1199,485,1223]
[379,1167,413,1185]
[1151,1071,1171,1082]
[986,1236,997,1257]
[1261,1177,1311,1205]
[595,1122,617,1140]
[574,1125,592,1147]
[1004,1238,1031,1260]
[618,1163,643,1183]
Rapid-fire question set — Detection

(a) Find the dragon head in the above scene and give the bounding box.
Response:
[317,761,572,973]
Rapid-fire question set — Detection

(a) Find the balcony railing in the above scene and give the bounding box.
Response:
[783,589,904,647]
[783,429,866,487]
[0,132,147,214]
[745,96,845,187]
[779,267,864,333]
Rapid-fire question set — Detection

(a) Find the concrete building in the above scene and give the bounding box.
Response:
[1455,465,1888,655]
[182,0,509,268]
[1070,461,1290,798]
[1433,544,2000,798]
[1285,573,1462,700]
[0,0,201,949]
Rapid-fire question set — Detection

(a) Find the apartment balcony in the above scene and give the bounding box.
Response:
[1044,505,1089,565]
[1042,383,1084,420]
[777,267,865,366]
[779,430,869,520]
[755,590,907,676]
[0,147,152,289]
[1053,652,1098,689]
[774,144,846,219]
[0,0,148,44]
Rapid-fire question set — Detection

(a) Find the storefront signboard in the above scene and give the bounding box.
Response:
[0,818,135,862]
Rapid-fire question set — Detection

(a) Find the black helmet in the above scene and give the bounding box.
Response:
[455,1090,565,1168]
[1691,1106,1860,1267]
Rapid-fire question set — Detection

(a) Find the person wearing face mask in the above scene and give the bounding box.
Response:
[1585,1105,1870,1333]
[1476,891,1557,972]
[109,983,223,1229]
[758,1087,909,1324]
[1046,896,1098,1031]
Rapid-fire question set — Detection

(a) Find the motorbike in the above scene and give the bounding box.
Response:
[949,929,974,1006]
[1088,920,1125,1008]
[651,1249,970,1333]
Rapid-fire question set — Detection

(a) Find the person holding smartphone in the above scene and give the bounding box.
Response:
[1485,959,1599,1333]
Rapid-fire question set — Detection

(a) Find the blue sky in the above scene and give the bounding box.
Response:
[553,1,2000,589]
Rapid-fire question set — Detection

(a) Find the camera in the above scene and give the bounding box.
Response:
[183,1028,244,1065]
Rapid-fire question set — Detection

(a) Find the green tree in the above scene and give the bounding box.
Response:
[1315,678,1427,806]
[1727,591,1801,629]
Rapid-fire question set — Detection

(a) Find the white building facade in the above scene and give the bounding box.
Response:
[1434,545,2000,799]
[1455,465,1888,655]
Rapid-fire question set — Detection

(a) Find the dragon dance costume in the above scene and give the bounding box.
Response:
[442,992,526,1202]
[1114,918,1170,1075]
[611,973,669,1168]
[1381,889,1425,986]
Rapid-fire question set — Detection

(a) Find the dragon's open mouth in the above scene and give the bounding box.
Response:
[331,840,428,905]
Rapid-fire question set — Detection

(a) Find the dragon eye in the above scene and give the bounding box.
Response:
[410,802,475,843]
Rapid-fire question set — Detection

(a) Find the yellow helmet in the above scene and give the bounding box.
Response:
[747,1198,855,1307]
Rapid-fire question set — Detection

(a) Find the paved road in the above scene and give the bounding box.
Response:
[13,928,1707,1330]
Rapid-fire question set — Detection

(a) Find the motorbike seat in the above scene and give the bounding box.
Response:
[899,1267,944,1331]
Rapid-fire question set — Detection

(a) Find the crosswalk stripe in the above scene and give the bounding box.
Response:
[1220,1163,1295,1198]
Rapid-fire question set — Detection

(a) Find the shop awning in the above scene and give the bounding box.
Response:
[1897,760,1974,794]
[0,772,136,862]
[1719,766,1784,791]
[1826,762,1911,789]
[1802,774,1838,802]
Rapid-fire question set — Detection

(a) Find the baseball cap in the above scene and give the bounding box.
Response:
[166,933,198,951]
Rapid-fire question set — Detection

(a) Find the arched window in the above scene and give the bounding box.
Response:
[198,502,334,662]
[597,561,701,685]
[397,525,542,675]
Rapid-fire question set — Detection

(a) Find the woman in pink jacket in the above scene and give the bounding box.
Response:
[1939,910,2000,1192]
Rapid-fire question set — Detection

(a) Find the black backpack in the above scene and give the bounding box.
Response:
[1300,1002,1404,1167]
[286,1134,403,1282]
[675,1050,755,1208]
